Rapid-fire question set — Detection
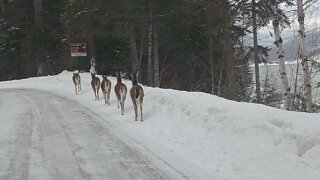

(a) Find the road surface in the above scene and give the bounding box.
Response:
[0,89,186,180]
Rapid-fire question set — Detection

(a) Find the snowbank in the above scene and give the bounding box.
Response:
[1,71,320,180]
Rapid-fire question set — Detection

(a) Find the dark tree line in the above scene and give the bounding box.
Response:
[0,0,275,102]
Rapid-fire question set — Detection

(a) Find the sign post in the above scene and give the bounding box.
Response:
[70,43,87,57]
[70,43,87,71]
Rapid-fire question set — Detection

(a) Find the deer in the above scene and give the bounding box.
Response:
[130,71,144,121]
[91,73,100,100]
[101,75,112,105]
[72,71,81,94]
[114,71,127,115]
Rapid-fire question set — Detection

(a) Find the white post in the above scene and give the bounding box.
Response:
[90,57,96,74]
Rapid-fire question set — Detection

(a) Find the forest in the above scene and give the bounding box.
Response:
[0,0,319,112]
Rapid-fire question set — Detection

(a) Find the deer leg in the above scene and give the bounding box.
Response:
[106,92,108,104]
[116,96,120,108]
[121,101,124,115]
[107,92,110,105]
[104,93,107,105]
[75,85,77,94]
[133,104,138,121]
[132,99,138,121]
[122,101,125,115]
[140,103,143,121]
[106,92,108,105]
[96,90,99,100]
[96,86,99,101]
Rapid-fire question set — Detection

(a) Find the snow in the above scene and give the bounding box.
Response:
[1,71,320,179]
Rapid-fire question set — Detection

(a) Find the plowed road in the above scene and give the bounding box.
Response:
[0,89,187,180]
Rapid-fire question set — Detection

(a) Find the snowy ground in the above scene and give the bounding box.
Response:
[1,71,320,180]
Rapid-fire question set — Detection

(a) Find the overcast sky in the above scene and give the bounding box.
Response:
[255,1,320,46]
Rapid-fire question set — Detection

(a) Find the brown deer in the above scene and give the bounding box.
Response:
[130,71,144,121]
[101,75,111,105]
[91,73,100,100]
[72,71,81,94]
[114,71,127,115]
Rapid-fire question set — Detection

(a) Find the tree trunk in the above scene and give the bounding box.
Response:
[147,8,154,86]
[205,7,215,95]
[224,29,237,100]
[153,23,160,87]
[223,3,237,100]
[0,0,4,17]
[129,27,139,75]
[33,0,43,76]
[252,0,262,103]
[292,57,300,110]
[33,0,43,27]
[208,21,215,95]
[297,0,312,112]
[138,30,144,83]
[271,1,291,110]
[209,35,214,95]
[218,67,223,96]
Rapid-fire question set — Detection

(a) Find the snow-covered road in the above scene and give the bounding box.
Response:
[0,89,185,180]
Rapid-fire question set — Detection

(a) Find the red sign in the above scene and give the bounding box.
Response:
[70,43,87,57]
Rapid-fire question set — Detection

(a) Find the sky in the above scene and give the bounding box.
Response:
[1,71,320,179]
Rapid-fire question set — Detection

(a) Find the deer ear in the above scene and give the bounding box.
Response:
[136,71,140,78]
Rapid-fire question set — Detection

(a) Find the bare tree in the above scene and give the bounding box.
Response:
[271,0,292,110]
[297,0,313,112]
[252,0,262,103]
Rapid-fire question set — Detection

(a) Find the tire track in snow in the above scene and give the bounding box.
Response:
[1,100,33,179]
[50,95,172,180]
[0,89,187,180]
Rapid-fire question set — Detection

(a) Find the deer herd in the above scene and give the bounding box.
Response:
[72,70,144,121]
